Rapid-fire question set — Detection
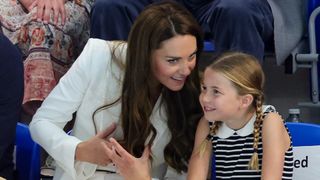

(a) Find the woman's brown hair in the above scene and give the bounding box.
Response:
[94,1,203,173]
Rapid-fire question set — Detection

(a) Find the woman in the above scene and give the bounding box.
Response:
[0,0,92,116]
[30,1,203,179]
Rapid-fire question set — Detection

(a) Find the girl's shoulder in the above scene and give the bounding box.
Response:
[262,105,283,124]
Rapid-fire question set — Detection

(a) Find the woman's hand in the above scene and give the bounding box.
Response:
[107,138,152,180]
[75,123,116,166]
[29,0,67,25]
[19,0,34,12]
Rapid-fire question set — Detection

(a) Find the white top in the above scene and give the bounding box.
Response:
[30,38,186,180]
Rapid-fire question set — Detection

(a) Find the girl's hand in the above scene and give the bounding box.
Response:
[29,0,66,25]
[107,138,151,180]
[75,123,116,166]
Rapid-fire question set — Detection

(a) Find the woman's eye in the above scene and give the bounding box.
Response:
[167,58,178,64]
[200,85,206,91]
[188,54,196,61]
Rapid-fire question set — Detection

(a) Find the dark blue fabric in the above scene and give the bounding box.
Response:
[90,0,160,40]
[0,33,24,180]
[198,0,274,61]
[90,0,273,62]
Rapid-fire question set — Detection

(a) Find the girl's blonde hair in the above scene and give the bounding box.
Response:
[200,52,265,170]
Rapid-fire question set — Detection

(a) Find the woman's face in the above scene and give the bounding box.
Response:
[151,34,197,91]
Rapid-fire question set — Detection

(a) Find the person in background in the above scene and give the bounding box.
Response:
[0,33,24,180]
[188,52,293,179]
[30,1,203,179]
[0,0,92,118]
[90,0,305,64]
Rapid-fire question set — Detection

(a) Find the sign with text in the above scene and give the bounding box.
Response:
[293,146,320,179]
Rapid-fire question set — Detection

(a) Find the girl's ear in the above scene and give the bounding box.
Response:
[241,94,254,108]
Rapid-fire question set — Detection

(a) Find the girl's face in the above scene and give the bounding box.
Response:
[199,68,243,122]
[151,35,197,91]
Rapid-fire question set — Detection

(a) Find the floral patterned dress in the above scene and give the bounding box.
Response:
[0,0,92,104]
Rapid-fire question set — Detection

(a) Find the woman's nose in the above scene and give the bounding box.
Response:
[179,60,193,76]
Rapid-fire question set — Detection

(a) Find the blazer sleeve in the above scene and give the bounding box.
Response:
[29,39,111,179]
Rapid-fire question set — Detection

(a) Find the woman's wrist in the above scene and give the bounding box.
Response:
[75,141,85,161]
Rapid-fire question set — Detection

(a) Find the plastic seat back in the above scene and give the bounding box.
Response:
[15,122,40,180]
[286,122,320,146]
[286,122,320,179]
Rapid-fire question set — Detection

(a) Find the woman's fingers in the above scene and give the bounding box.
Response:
[28,0,38,12]
[30,0,67,26]
[59,2,66,25]
[36,0,44,22]
[109,138,132,158]
[42,4,51,24]
[52,0,66,25]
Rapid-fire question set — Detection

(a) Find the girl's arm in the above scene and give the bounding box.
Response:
[261,112,291,179]
[187,117,212,180]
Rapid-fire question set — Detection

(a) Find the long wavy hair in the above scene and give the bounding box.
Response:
[120,1,203,172]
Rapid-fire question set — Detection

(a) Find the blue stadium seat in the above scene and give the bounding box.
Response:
[15,122,40,180]
[286,122,320,146]
[203,41,215,52]
[286,122,320,179]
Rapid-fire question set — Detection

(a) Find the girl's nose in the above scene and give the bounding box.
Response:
[201,92,211,103]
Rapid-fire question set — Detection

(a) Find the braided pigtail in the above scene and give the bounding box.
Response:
[248,94,264,170]
[198,121,222,157]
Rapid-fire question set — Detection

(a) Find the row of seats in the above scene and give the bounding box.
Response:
[16,121,320,180]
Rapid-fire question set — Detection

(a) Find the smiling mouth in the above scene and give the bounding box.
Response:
[171,76,186,82]
[204,106,216,112]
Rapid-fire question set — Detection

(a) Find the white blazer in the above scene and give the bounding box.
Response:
[30,39,186,180]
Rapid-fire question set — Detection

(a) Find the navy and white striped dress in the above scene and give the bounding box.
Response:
[208,106,294,180]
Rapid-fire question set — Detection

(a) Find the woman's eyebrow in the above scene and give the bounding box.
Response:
[165,55,181,59]
[165,49,197,59]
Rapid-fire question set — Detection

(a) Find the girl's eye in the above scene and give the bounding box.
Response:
[213,89,220,94]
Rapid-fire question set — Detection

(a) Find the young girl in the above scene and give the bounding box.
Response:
[188,52,294,180]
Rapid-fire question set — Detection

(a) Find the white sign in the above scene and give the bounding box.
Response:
[293,146,320,180]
